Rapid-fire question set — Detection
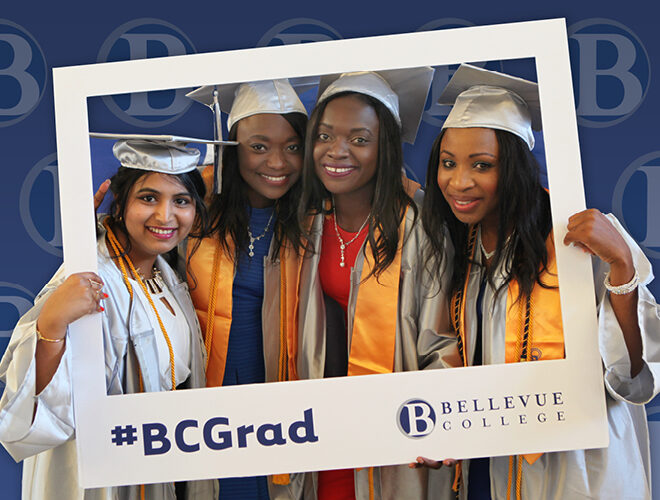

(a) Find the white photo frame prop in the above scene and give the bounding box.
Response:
[53,18,608,488]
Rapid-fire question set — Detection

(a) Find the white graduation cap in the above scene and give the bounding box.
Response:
[89,132,237,175]
[185,78,311,193]
[186,78,311,133]
[438,64,542,150]
[315,67,434,144]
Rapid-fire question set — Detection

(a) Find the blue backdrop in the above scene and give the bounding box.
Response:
[1,1,658,497]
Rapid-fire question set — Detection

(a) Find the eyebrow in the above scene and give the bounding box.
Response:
[136,187,191,197]
[248,134,301,143]
[318,123,375,135]
[440,149,497,159]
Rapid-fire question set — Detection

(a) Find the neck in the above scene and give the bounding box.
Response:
[106,226,158,279]
[333,192,372,232]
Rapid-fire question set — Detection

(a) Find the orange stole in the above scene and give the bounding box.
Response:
[347,219,406,376]
[455,228,565,466]
[187,237,234,387]
[346,179,419,377]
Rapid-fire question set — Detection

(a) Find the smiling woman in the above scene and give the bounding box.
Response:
[0,137,217,500]
[184,79,309,500]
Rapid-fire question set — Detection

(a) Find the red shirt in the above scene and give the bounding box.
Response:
[317,214,368,500]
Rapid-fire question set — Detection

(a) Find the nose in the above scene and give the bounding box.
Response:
[154,200,173,223]
[447,165,475,191]
[266,149,286,169]
[327,138,349,159]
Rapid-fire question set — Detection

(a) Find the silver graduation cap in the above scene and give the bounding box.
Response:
[90,132,237,174]
[186,78,311,193]
[438,64,542,150]
[315,67,435,144]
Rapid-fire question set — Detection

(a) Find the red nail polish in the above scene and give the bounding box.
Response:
[99,306,105,312]
[102,293,109,299]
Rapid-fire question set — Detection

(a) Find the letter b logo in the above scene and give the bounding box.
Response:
[397,399,436,438]
[0,20,47,126]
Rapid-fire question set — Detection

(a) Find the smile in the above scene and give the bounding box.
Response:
[148,227,176,239]
[323,164,355,177]
[259,173,289,184]
[450,197,481,212]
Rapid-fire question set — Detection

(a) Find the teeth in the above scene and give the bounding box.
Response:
[326,166,352,173]
[149,227,175,235]
[455,200,474,206]
[261,174,286,182]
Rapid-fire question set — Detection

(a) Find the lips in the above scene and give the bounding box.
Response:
[448,196,481,213]
[259,173,290,186]
[322,164,355,177]
[147,227,177,240]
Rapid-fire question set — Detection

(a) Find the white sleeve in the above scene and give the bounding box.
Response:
[597,214,660,404]
[0,267,76,462]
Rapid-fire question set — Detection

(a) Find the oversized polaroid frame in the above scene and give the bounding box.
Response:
[54,18,608,488]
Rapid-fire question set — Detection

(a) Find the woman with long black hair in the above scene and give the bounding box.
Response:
[293,69,459,500]
[417,63,660,500]
[185,79,308,500]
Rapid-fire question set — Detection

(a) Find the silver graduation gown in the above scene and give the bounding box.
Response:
[0,233,217,500]
[272,202,460,500]
[459,215,659,500]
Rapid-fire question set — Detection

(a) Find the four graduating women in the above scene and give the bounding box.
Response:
[2,64,659,500]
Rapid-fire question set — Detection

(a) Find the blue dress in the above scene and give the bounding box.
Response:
[218,206,273,500]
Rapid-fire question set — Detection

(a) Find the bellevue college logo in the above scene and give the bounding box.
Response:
[0,19,47,127]
[97,18,196,127]
[568,18,650,128]
[19,153,62,258]
[613,151,660,259]
[397,399,436,438]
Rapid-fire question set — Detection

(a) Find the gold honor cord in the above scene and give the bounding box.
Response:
[205,240,223,370]
[103,219,177,391]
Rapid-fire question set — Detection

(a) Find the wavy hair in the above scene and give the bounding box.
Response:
[299,91,417,280]
[422,128,552,299]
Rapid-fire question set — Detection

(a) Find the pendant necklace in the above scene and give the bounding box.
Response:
[332,202,370,268]
[247,210,274,258]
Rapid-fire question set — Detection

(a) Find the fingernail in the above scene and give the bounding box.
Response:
[102,293,109,299]
[99,306,105,312]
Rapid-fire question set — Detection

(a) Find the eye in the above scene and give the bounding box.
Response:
[286,143,302,153]
[351,136,368,145]
[440,159,456,169]
[140,194,157,203]
[474,161,493,171]
[174,196,192,207]
[317,132,330,142]
[250,143,266,152]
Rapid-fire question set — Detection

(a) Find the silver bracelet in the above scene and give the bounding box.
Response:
[604,269,639,295]
[36,329,65,343]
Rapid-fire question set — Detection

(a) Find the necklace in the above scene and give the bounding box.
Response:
[103,219,177,390]
[142,267,165,295]
[247,210,274,257]
[332,209,370,268]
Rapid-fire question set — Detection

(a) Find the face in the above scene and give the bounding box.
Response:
[236,113,303,208]
[436,127,500,230]
[313,94,379,200]
[122,172,196,270]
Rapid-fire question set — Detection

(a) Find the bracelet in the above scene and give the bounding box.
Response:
[36,329,65,343]
[604,269,639,295]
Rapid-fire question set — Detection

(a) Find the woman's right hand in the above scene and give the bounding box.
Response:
[37,272,107,341]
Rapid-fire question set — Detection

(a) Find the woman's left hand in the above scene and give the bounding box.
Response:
[564,209,634,282]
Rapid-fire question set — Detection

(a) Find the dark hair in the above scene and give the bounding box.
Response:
[107,166,208,269]
[299,91,416,279]
[206,112,308,261]
[422,128,552,299]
